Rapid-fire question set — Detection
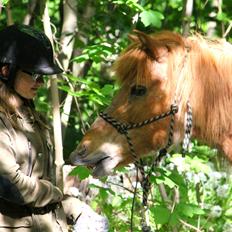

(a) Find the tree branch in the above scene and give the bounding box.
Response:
[23,0,38,25]
[6,1,14,25]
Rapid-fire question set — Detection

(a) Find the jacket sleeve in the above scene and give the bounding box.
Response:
[0,120,63,207]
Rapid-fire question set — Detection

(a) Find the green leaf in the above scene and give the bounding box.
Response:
[225,207,232,216]
[150,205,171,225]
[91,87,105,96]
[1,0,9,5]
[112,195,122,207]
[113,0,144,11]
[72,54,89,63]
[89,95,105,105]
[216,12,229,22]
[69,166,91,180]
[99,188,109,200]
[101,84,115,95]
[59,85,85,97]
[168,170,186,186]
[169,211,179,226]
[155,176,176,188]
[176,203,205,218]
[140,10,164,28]
[168,0,182,9]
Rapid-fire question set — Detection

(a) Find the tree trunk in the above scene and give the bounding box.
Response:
[61,1,95,138]
[42,1,64,191]
[6,1,14,25]
[182,0,193,36]
[23,0,38,25]
[59,0,77,139]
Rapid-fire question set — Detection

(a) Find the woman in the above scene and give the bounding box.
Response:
[0,24,68,231]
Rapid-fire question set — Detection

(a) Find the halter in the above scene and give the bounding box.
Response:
[99,100,192,232]
[99,103,179,163]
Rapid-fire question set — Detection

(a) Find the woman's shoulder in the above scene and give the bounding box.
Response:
[0,108,17,132]
[0,111,12,128]
[0,108,8,122]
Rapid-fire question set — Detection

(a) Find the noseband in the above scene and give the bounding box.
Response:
[99,103,179,163]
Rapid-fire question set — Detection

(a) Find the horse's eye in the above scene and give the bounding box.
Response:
[130,85,147,96]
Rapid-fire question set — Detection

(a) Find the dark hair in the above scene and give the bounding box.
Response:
[0,63,49,130]
[0,63,18,88]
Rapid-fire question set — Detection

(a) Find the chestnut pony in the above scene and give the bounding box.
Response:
[70,30,232,177]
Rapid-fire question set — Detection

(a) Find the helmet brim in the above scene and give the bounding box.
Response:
[32,62,63,75]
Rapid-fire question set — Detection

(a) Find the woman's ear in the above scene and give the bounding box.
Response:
[0,65,9,78]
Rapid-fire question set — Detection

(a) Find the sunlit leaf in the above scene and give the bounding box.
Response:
[72,54,89,63]
[69,166,91,180]
[140,10,164,28]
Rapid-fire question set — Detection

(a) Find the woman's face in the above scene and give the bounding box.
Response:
[14,70,44,99]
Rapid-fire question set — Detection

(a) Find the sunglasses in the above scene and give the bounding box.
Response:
[22,70,43,81]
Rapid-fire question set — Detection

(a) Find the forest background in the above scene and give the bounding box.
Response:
[0,0,232,231]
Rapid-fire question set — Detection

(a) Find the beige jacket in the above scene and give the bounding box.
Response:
[0,107,68,232]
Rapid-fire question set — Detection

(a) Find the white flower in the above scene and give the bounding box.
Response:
[166,163,175,171]
[193,173,200,184]
[198,172,207,183]
[211,171,222,180]
[185,172,194,182]
[200,203,212,210]
[207,171,226,188]
[209,205,222,218]
[223,222,232,232]
[216,184,229,198]
[172,156,186,173]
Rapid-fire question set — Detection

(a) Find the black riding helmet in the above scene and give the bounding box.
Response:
[0,24,62,75]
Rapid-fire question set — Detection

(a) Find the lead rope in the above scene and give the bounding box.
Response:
[100,101,193,231]
[125,105,178,232]
[142,102,193,232]
[140,101,177,232]
[182,101,193,155]
[100,103,178,232]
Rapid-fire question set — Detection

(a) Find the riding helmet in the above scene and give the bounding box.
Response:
[0,24,62,75]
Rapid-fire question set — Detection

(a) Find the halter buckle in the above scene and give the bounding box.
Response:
[170,104,178,114]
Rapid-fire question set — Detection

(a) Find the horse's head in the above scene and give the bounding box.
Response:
[70,30,188,176]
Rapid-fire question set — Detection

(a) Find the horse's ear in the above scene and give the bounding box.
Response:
[133,29,158,58]
[128,33,139,42]
[133,30,150,45]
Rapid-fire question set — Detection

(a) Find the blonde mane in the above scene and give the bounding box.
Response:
[113,31,232,145]
[185,35,232,144]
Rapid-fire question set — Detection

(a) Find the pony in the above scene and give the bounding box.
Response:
[70,30,232,177]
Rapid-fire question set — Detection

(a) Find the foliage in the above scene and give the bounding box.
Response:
[80,142,232,232]
[0,0,232,231]
[1,0,9,5]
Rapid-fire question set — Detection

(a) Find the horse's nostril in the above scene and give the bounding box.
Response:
[78,145,87,157]
[69,145,88,165]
